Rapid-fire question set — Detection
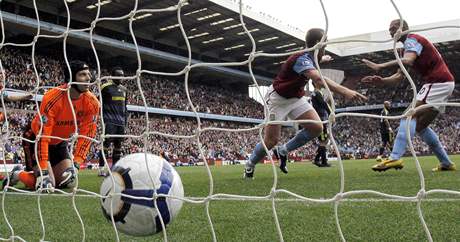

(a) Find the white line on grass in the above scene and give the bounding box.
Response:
[1,191,459,203]
[187,197,460,203]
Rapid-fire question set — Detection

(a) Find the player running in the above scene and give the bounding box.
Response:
[244,28,367,179]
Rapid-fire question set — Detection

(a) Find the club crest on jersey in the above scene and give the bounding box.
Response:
[406,42,416,48]
[41,115,48,124]
[302,60,312,66]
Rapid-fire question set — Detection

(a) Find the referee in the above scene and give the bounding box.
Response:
[98,67,128,176]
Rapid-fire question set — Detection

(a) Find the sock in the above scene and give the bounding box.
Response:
[320,146,327,164]
[419,127,452,167]
[247,143,266,168]
[389,119,416,160]
[98,150,104,167]
[99,146,110,167]
[278,129,315,156]
[18,171,36,189]
[113,148,122,165]
[314,147,321,162]
[38,160,48,171]
[379,147,384,156]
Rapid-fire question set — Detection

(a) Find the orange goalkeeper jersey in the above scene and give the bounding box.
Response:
[31,84,100,167]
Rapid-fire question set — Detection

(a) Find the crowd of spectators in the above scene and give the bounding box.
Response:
[2,107,459,165]
[1,48,264,118]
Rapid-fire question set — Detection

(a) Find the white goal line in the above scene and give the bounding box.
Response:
[1,191,459,203]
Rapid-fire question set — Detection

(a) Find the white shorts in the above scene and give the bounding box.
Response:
[264,86,313,121]
[416,82,454,113]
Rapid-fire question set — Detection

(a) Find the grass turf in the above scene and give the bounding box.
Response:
[1,155,459,241]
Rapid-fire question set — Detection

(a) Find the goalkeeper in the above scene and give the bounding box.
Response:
[2,60,100,191]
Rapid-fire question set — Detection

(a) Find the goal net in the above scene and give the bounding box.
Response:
[1,0,459,241]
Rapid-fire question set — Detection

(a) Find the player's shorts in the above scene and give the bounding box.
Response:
[104,122,125,135]
[264,85,313,121]
[381,132,390,143]
[416,82,455,113]
[380,131,394,146]
[23,129,70,171]
[105,123,125,144]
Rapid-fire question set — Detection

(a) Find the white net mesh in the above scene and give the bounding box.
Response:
[1,0,459,241]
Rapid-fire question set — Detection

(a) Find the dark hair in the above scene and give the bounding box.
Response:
[63,60,89,83]
[111,66,124,76]
[391,19,409,31]
[305,28,325,48]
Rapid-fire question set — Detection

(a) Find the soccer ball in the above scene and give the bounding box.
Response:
[100,153,184,236]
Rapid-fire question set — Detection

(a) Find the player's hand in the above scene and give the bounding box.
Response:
[35,171,54,193]
[343,89,367,103]
[389,128,394,136]
[24,93,34,100]
[361,59,382,71]
[361,75,383,85]
[320,55,334,63]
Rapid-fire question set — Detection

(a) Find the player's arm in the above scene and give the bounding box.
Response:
[361,69,405,86]
[316,92,332,114]
[293,54,366,102]
[383,110,392,132]
[73,97,100,164]
[123,86,128,126]
[305,70,367,102]
[5,93,33,102]
[100,84,108,122]
[36,95,58,171]
[361,52,416,71]
[384,119,392,132]
[362,38,421,71]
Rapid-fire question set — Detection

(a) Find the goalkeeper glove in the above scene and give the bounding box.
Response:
[35,170,54,193]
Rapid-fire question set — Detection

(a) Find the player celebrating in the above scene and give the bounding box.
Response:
[361,19,456,172]
[376,101,394,162]
[2,60,100,191]
[98,67,128,177]
[244,28,367,178]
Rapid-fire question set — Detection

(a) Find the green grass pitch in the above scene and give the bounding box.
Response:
[1,155,459,241]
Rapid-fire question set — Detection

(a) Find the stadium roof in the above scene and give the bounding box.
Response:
[1,0,459,83]
[0,0,306,84]
[327,19,460,56]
